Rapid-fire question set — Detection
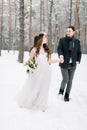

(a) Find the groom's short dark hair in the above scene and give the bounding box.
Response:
[67,26,75,31]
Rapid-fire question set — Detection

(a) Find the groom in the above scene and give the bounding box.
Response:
[57,26,82,101]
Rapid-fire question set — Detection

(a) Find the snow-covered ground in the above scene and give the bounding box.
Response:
[0,50,87,130]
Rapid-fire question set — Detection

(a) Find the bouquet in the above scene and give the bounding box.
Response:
[25,59,38,73]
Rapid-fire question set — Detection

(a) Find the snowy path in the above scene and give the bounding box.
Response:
[0,51,87,130]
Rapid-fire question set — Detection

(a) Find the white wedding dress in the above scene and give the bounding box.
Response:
[16,48,51,111]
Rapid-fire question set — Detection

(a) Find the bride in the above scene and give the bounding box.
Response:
[16,32,59,111]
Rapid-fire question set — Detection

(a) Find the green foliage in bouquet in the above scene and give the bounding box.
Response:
[25,60,38,73]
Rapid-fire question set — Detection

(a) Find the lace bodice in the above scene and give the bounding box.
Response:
[35,48,48,64]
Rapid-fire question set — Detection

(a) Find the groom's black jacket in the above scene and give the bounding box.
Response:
[57,36,82,69]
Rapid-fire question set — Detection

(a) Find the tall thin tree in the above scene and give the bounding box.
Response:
[74,0,80,38]
[46,0,48,33]
[48,0,53,51]
[69,0,72,25]
[29,0,32,48]
[40,0,43,31]
[8,0,12,51]
[42,0,45,31]
[0,0,3,56]
[18,0,24,63]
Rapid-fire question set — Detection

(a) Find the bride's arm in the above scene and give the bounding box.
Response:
[48,58,60,64]
[48,55,60,64]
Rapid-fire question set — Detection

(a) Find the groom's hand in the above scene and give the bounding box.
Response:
[59,55,64,63]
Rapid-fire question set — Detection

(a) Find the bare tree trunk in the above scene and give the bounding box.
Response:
[18,0,24,63]
[86,25,87,53]
[53,14,59,52]
[29,0,32,48]
[0,0,3,56]
[48,0,53,52]
[83,24,87,53]
[42,0,45,31]
[74,0,80,39]
[40,0,43,31]
[46,0,48,33]
[69,0,72,25]
[52,1,60,52]
[13,0,17,53]
[8,0,12,52]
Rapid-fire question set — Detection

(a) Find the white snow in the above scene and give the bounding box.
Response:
[0,50,87,130]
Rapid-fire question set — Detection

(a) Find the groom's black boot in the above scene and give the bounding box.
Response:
[64,93,69,102]
[58,89,64,95]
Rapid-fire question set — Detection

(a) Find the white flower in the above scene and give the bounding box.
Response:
[25,60,38,74]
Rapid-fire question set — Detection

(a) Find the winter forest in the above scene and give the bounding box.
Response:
[0,0,87,62]
[0,1,87,130]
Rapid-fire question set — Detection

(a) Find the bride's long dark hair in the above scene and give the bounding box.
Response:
[29,35,39,52]
[29,33,51,60]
